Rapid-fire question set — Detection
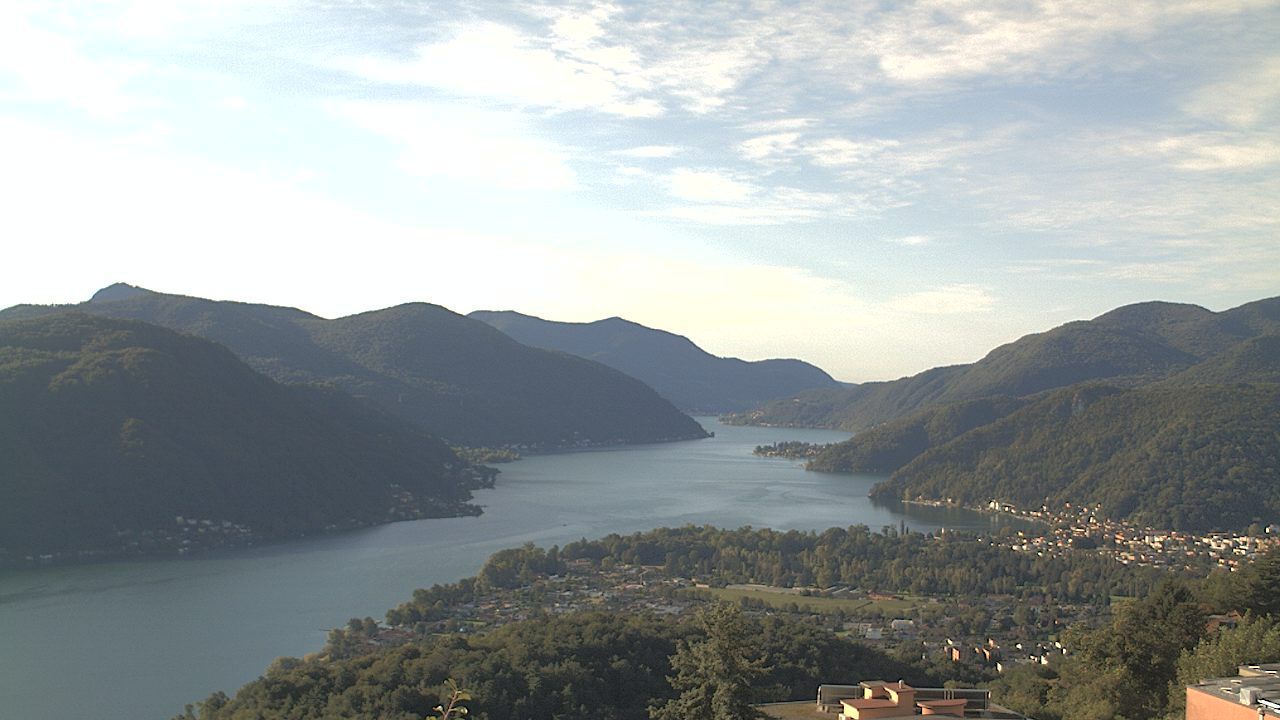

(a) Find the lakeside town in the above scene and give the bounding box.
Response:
[975,499,1280,571]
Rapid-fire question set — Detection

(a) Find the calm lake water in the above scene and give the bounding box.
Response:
[0,418,1014,720]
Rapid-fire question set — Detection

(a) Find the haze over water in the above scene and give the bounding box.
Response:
[0,419,1019,720]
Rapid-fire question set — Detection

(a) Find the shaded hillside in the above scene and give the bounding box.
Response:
[1165,334,1280,385]
[869,383,1280,532]
[807,396,1028,474]
[470,310,840,412]
[0,313,492,559]
[1,285,708,447]
[728,297,1280,431]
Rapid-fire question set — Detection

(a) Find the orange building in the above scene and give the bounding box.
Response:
[836,681,971,719]
[1186,663,1280,720]
[813,681,1025,719]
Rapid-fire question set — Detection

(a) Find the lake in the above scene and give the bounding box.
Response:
[0,418,1016,720]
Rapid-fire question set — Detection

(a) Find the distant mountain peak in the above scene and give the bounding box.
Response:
[470,309,840,412]
[1092,299,1211,326]
[90,283,151,304]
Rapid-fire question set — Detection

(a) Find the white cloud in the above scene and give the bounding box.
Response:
[343,21,661,118]
[1154,134,1280,171]
[335,101,577,191]
[743,118,817,132]
[891,284,996,315]
[888,235,931,246]
[856,1,1267,86]
[655,166,861,225]
[0,5,143,115]
[646,40,767,113]
[668,169,755,203]
[738,132,802,162]
[804,137,902,167]
[615,145,682,158]
[1184,56,1280,128]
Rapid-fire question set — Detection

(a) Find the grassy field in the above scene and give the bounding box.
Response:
[687,585,926,616]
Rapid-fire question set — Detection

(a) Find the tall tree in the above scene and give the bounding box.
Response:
[1050,581,1205,720]
[1241,547,1280,617]
[650,603,767,720]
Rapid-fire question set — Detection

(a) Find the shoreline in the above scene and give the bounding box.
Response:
[896,498,1053,528]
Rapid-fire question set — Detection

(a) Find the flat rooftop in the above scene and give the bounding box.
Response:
[758,699,1030,720]
[1188,664,1280,718]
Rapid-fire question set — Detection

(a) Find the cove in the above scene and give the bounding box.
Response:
[0,418,1018,720]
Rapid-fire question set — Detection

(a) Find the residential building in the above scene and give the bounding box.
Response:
[1186,663,1280,720]
[806,681,1028,719]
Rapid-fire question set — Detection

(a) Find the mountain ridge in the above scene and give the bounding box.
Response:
[470,309,841,413]
[1,286,709,448]
[727,296,1280,431]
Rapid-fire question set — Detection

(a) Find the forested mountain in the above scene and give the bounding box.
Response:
[0,313,492,559]
[727,297,1280,431]
[470,310,841,412]
[1,285,708,447]
[868,383,1280,532]
[807,397,1028,474]
[1166,334,1280,385]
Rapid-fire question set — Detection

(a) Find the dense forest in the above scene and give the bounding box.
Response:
[471,310,840,412]
[988,549,1280,720]
[176,609,933,720]
[1,284,708,447]
[0,313,492,558]
[726,297,1280,431]
[869,383,1280,531]
[807,396,1027,474]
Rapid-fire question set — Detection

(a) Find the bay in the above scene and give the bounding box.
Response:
[0,418,1015,720]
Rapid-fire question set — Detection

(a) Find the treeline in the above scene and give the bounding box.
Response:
[561,526,1164,603]
[384,526,1165,630]
[176,610,935,720]
[989,549,1280,720]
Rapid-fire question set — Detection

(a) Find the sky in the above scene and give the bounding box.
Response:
[1,0,1278,382]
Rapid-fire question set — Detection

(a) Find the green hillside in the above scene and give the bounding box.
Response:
[470,310,841,412]
[1,285,708,448]
[1166,334,1280,385]
[0,313,493,559]
[806,396,1028,474]
[727,297,1280,432]
[868,383,1280,531]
